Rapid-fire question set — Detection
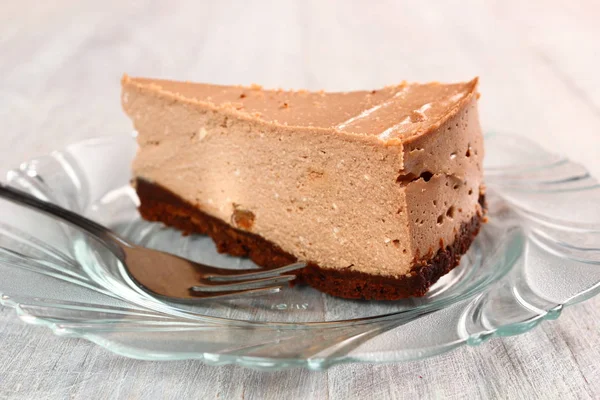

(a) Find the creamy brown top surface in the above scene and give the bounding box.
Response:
[126,76,478,140]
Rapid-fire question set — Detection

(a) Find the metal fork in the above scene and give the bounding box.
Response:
[0,183,306,301]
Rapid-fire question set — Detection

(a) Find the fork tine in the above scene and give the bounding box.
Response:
[187,286,283,301]
[203,262,306,282]
[159,286,284,302]
[191,274,296,292]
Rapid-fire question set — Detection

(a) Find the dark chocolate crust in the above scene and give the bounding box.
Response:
[135,178,484,300]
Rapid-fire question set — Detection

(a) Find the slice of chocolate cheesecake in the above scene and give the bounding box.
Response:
[121,75,485,300]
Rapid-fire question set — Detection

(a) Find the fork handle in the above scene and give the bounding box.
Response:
[0,182,129,255]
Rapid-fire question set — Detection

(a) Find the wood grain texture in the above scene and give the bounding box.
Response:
[1,1,600,399]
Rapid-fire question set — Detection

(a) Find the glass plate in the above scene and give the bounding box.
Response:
[1,133,600,371]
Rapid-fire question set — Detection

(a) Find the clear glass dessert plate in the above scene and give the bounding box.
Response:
[1,133,600,371]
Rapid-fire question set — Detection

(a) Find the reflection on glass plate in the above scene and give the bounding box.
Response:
[1,133,599,370]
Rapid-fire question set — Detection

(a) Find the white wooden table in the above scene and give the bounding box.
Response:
[1,1,600,398]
